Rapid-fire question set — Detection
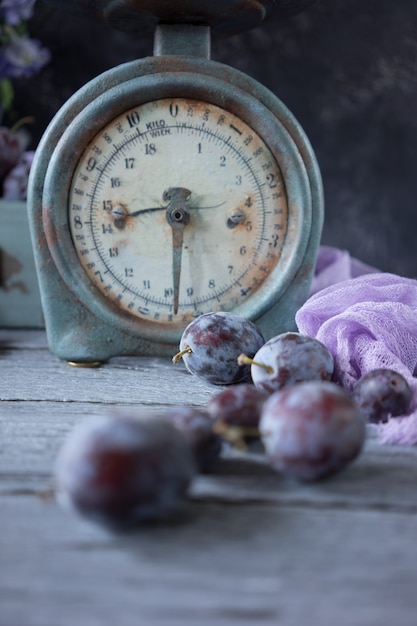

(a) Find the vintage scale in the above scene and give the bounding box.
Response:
[28,0,323,364]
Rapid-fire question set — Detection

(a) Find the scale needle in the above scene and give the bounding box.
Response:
[164,188,191,315]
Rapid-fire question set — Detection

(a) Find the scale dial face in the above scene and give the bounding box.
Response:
[68,98,288,328]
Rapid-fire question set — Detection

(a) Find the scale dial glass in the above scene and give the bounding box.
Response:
[68,98,288,327]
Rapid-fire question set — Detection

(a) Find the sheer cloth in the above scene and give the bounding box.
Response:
[296,247,417,445]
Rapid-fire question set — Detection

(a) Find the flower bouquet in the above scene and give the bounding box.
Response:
[0,1,49,325]
[0,0,50,199]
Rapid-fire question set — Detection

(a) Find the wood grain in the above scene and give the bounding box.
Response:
[1,330,417,625]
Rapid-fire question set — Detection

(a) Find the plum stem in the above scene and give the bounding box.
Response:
[212,421,261,450]
[172,345,193,364]
[237,353,274,375]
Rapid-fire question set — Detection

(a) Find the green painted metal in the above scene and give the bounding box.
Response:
[27,15,323,362]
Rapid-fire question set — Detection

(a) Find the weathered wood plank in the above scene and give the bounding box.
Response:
[1,494,417,626]
[0,400,188,481]
[2,330,417,626]
[1,331,417,513]
[1,396,417,515]
[0,345,218,405]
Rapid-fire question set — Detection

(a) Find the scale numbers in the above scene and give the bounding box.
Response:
[69,98,288,325]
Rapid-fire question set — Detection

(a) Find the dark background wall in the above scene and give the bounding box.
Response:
[11,0,417,277]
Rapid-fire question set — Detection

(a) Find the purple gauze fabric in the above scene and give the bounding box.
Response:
[296,249,417,445]
[309,245,379,296]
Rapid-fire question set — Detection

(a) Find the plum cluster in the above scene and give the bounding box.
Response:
[55,312,412,530]
[172,312,411,476]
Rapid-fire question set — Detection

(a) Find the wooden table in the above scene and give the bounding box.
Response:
[1,329,417,626]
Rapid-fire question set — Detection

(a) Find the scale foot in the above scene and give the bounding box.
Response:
[66,360,103,368]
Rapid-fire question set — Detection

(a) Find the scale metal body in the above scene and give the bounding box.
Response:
[28,0,323,363]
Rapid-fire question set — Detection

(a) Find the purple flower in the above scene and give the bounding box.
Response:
[0,29,50,80]
[1,0,36,26]
[2,150,35,200]
[0,125,23,179]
